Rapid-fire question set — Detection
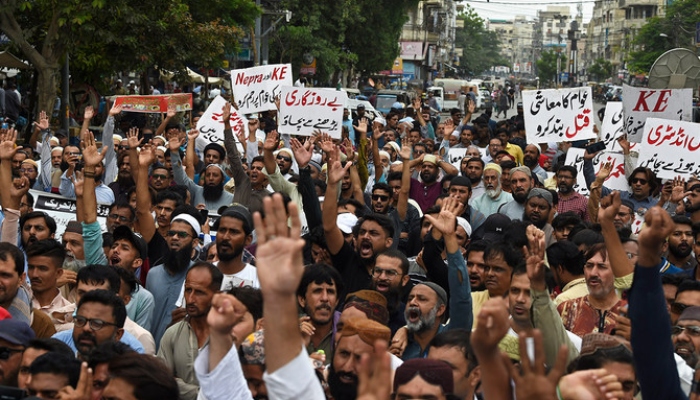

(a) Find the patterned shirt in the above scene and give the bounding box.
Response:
[557,295,626,337]
[557,191,590,221]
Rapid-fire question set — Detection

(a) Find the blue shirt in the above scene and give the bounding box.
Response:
[146,263,192,347]
[52,328,145,354]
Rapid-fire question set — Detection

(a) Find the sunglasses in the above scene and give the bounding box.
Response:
[672,325,700,337]
[167,230,191,239]
[108,214,131,222]
[372,194,389,201]
[672,302,691,315]
[151,174,168,180]
[631,178,648,185]
[0,346,23,360]
[276,156,292,162]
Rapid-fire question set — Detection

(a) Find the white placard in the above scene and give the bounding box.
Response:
[599,102,624,152]
[622,84,693,143]
[196,95,247,148]
[278,87,346,138]
[564,148,628,197]
[523,87,596,144]
[30,190,107,237]
[231,64,293,114]
[636,118,700,179]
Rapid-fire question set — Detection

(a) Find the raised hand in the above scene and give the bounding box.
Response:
[596,161,613,181]
[222,102,232,127]
[34,110,50,131]
[558,369,624,400]
[10,176,30,201]
[372,125,384,142]
[187,128,200,143]
[425,196,463,236]
[471,297,510,352]
[299,316,315,346]
[443,118,456,138]
[166,104,176,119]
[138,143,157,167]
[412,96,422,111]
[399,144,412,161]
[83,106,95,121]
[0,127,19,160]
[81,130,108,168]
[57,361,92,400]
[207,293,248,337]
[126,127,143,149]
[254,193,305,297]
[167,130,182,152]
[326,146,352,185]
[617,135,631,154]
[318,133,335,154]
[109,103,123,117]
[235,121,247,143]
[356,340,392,400]
[70,171,85,197]
[637,206,675,267]
[263,130,279,152]
[670,176,689,204]
[355,118,368,135]
[248,118,259,135]
[290,137,311,168]
[598,190,621,224]
[523,225,547,291]
[342,138,355,162]
[467,98,475,114]
[503,330,568,400]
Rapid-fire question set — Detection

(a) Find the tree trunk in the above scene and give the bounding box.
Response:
[36,64,60,123]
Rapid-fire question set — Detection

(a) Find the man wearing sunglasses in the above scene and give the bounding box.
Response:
[0,319,35,387]
[673,306,700,368]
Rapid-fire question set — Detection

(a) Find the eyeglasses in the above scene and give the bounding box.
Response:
[167,230,191,239]
[372,194,390,201]
[276,156,291,162]
[0,346,23,360]
[118,145,128,150]
[151,174,168,180]
[625,252,638,260]
[74,315,118,331]
[672,325,700,337]
[19,168,35,174]
[414,150,425,155]
[372,267,400,279]
[672,302,692,315]
[108,214,131,222]
[631,178,648,185]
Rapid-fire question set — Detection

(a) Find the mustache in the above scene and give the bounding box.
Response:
[77,332,97,344]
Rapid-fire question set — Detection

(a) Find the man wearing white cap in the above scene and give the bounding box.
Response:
[471,163,513,217]
[407,154,458,213]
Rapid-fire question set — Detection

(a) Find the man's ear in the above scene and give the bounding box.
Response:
[115,328,124,342]
[468,365,481,389]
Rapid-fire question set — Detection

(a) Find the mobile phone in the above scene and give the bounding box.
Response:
[200,209,209,220]
[0,385,27,399]
[585,141,606,154]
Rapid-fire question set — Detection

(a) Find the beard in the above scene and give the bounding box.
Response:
[405,304,438,334]
[669,242,693,259]
[513,190,529,203]
[63,257,86,272]
[523,156,537,168]
[328,364,358,400]
[675,341,698,367]
[117,171,134,188]
[486,186,501,199]
[165,242,193,274]
[371,281,402,313]
[202,182,225,201]
[558,183,572,194]
[217,240,245,262]
[523,213,547,229]
[421,170,438,184]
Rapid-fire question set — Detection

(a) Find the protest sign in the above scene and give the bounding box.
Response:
[231,64,292,114]
[30,190,108,237]
[622,85,692,143]
[278,87,346,138]
[447,148,467,170]
[564,148,627,197]
[523,87,596,144]
[113,94,192,113]
[636,118,700,179]
[599,102,624,151]
[196,95,247,148]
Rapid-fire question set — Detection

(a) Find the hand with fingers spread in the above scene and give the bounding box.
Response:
[399,144,412,161]
[34,110,50,131]
[412,96,422,111]
[222,102,232,128]
[126,127,143,149]
[523,225,547,291]
[57,361,92,400]
[290,138,312,169]
[167,130,182,152]
[138,143,157,167]
[467,98,475,114]
[0,127,19,160]
[502,330,568,400]
[263,130,279,152]
[355,118,368,135]
[109,103,123,117]
[326,146,352,185]
[318,133,335,154]
[356,340,392,400]
[372,125,384,142]
[595,161,613,182]
[558,368,625,400]
[443,118,456,138]
[83,105,95,122]
[166,104,177,119]
[81,131,109,168]
[670,176,688,204]
[424,196,463,237]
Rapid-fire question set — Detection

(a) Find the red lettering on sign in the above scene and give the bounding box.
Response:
[653,90,671,112]
[632,90,655,112]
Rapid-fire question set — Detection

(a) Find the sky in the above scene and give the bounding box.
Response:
[465,0,596,23]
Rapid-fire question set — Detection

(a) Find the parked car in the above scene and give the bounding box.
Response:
[347,98,381,120]
[375,89,416,115]
[480,89,493,110]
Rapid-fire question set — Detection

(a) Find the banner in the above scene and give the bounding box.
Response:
[278,87,346,138]
[30,190,108,237]
[523,87,596,144]
[113,94,192,113]
[636,118,700,179]
[196,95,247,148]
[564,148,627,197]
[622,85,693,143]
[231,64,292,114]
[599,102,624,151]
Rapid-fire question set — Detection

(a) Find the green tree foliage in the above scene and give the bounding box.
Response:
[269,0,418,83]
[588,58,613,81]
[536,49,566,88]
[454,5,508,76]
[628,0,700,73]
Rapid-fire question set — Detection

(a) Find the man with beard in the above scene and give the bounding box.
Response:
[409,154,458,213]
[149,164,172,193]
[19,212,57,251]
[147,210,202,346]
[170,132,233,210]
[672,306,700,368]
[401,197,472,360]
[297,263,343,360]
[465,241,488,292]
[555,165,589,221]
[324,153,394,296]
[26,240,73,332]
[18,159,38,189]
[326,317,392,400]
[370,249,410,334]
[522,188,555,245]
[498,166,534,220]
[460,157,485,202]
[108,152,135,203]
[66,289,126,361]
[447,176,486,231]
[158,262,223,400]
[60,156,116,204]
[665,215,697,271]
[370,182,407,250]
[105,201,135,234]
[274,148,295,179]
[249,156,270,195]
[472,163,512,217]
[387,171,421,256]
[523,144,547,183]
[558,243,627,337]
[213,205,260,289]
